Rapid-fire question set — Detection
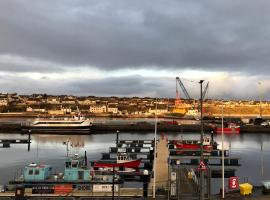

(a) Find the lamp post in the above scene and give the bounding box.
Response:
[153,98,158,198]
[116,130,119,145]
[222,105,225,199]
[199,80,204,200]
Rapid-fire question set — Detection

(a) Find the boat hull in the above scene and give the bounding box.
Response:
[22,125,91,134]
[175,143,213,151]
[215,127,240,134]
[94,159,142,169]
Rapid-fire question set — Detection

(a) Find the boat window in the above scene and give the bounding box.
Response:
[35,121,83,125]
[34,170,39,175]
[28,169,33,175]
[65,162,71,168]
[72,161,78,168]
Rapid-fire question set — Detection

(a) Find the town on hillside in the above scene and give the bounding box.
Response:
[0,93,269,118]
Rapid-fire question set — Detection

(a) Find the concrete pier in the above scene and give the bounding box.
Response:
[148,137,169,194]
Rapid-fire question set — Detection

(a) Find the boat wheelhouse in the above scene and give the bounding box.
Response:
[94,153,141,170]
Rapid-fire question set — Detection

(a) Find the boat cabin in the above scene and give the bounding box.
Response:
[203,137,211,145]
[24,163,52,181]
[64,154,91,181]
[117,153,130,164]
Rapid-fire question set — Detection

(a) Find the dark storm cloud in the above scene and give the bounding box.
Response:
[0,75,175,97]
[1,74,269,100]
[0,0,270,73]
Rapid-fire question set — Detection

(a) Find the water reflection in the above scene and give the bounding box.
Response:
[0,132,270,194]
[32,134,93,148]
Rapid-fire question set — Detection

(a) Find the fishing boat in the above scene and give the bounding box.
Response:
[9,154,119,194]
[174,136,215,151]
[214,123,240,134]
[23,116,93,134]
[93,153,142,170]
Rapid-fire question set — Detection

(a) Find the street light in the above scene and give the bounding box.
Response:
[199,80,204,200]
[153,98,158,198]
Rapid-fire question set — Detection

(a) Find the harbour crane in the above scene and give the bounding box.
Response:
[202,82,209,100]
[174,77,209,115]
[176,77,191,100]
[174,77,192,115]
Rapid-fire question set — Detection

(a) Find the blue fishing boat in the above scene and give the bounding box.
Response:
[10,154,120,194]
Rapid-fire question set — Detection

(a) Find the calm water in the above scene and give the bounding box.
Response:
[0,130,270,194]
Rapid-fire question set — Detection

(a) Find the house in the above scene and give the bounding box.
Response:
[0,98,8,106]
[26,107,46,113]
[47,97,61,104]
[148,105,168,114]
[89,105,107,113]
[107,104,118,114]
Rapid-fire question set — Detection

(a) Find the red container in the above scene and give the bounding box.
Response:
[54,184,73,194]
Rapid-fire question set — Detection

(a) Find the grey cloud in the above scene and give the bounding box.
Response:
[0,74,269,100]
[0,0,270,73]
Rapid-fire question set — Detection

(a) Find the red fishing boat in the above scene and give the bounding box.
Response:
[93,153,141,169]
[215,123,240,134]
[174,137,214,151]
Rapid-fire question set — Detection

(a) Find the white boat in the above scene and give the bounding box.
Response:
[184,109,200,120]
[26,116,93,134]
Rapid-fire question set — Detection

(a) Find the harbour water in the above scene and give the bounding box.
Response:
[0,127,270,194]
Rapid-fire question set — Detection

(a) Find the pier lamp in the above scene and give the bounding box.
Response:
[199,80,204,200]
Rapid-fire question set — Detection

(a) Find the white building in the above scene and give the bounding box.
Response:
[108,107,118,114]
[89,105,107,113]
[0,99,8,106]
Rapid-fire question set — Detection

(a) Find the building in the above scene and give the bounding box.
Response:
[107,104,118,114]
[89,105,107,113]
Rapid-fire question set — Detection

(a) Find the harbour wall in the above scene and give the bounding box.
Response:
[0,123,270,134]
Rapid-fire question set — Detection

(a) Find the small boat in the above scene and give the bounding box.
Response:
[174,137,215,152]
[23,116,93,134]
[94,153,142,170]
[215,123,240,134]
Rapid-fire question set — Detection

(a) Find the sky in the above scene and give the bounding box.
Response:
[0,0,270,100]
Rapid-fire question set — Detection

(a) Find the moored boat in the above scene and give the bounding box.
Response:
[94,153,142,170]
[214,123,240,134]
[174,136,216,152]
[9,154,120,194]
[22,116,93,134]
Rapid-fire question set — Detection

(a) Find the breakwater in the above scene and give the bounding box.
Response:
[91,123,213,133]
[1,122,270,134]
